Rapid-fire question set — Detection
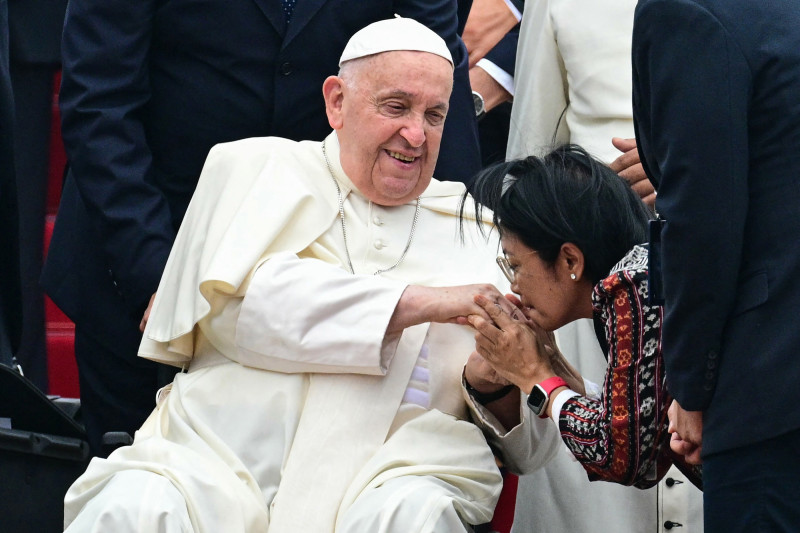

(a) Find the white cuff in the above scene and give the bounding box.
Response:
[502,0,523,21]
[475,59,515,96]
[550,388,580,428]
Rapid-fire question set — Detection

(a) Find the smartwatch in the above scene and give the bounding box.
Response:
[527,376,569,418]
[472,90,486,121]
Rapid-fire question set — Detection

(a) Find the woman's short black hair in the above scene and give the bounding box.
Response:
[462,144,652,283]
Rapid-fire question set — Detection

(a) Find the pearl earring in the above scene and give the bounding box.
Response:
[570,273,577,280]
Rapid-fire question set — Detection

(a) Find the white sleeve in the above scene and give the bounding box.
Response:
[475,58,515,96]
[206,252,409,374]
[507,0,569,159]
[502,0,523,21]
[464,386,563,475]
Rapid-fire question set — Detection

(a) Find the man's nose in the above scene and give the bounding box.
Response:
[400,115,426,147]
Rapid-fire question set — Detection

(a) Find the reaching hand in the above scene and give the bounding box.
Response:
[389,283,514,334]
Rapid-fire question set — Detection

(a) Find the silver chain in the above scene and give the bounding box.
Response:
[321,140,420,276]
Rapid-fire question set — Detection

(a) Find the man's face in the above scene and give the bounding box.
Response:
[325,51,454,206]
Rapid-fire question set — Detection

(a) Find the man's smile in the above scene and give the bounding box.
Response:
[386,150,418,163]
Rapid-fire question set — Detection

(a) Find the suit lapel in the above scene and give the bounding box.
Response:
[283,0,327,48]
[250,0,287,36]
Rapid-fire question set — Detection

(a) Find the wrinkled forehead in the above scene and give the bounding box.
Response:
[342,50,454,95]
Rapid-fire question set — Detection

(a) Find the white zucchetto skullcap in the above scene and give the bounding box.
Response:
[338,16,453,68]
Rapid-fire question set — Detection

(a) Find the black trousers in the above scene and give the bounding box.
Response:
[74,325,178,456]
[704,426,800,532]
[10,60,53,391]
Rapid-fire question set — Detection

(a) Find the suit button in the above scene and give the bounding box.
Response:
[280,62,292,75]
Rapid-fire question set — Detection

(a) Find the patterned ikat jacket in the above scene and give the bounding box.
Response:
[558,245,701,489]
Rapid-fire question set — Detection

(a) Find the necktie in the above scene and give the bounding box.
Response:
[283,0,296,24]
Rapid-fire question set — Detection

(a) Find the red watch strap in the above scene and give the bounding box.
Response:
[537,376,569,396]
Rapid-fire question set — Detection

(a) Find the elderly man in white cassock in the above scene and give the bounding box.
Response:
[62,17,562,533]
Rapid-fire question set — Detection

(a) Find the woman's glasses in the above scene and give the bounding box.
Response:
[496,250,538,284]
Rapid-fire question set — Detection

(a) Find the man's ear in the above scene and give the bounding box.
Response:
[323,76,346,130]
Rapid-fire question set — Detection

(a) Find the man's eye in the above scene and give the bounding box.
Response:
[426,111,445,125]
[384,103,405,113]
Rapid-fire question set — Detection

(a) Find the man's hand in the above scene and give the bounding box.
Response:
[608,137,656,208]
[465,350,513,393]
[139,292,156,333]
[464,351,521,429]
[462,0,519,68]
[388,284,517,334]
[469,66,511,114]
[668,400,703,464]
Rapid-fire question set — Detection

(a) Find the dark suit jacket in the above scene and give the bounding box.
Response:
[632,0,800,455]
[43,0,480,347]
[483,24,519,78]
[0,0,22,359]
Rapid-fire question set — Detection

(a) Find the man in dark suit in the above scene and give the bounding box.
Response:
[8,0,68,391]
[43,0,481,457]
[458,0,522,167]
[0,0,22,368]
[632,0,800,529]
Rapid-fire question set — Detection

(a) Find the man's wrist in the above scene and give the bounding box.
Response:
[465,379,516,404]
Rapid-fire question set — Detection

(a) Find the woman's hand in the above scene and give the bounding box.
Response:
[469,293,586,395]
[468,293,555,393]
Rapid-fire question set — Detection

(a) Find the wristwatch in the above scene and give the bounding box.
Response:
[472,90,486,121]
[527,376,569,418]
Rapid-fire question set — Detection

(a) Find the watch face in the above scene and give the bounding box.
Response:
[472,91,485,117]
[527,385,547,416]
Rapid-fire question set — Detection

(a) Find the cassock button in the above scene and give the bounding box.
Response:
[280,62,293,75]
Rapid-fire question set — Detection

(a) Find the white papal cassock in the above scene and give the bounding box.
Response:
[63,132,560,533]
